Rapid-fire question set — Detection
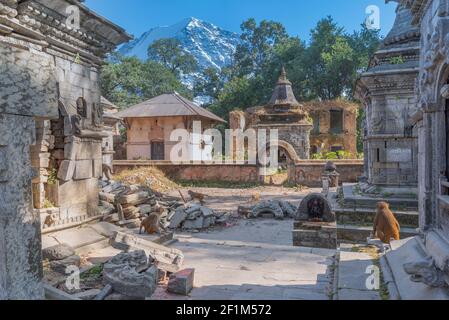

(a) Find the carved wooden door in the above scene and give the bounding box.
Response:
[151,141,165,161]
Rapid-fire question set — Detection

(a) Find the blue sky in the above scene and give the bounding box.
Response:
[85,0,397,41]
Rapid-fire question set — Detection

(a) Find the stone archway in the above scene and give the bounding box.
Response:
[260,140,298,185]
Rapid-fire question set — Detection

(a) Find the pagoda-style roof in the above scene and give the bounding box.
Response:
[266,67,302,109]
[117,92,226,123]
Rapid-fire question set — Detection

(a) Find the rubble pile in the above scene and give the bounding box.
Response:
[98,181,230,232]
[239,200,297,220]
[167,205,231,231]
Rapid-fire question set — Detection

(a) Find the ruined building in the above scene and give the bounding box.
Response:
[230,68,359,164]
[304,100,358,157]
[355,2,420,200]
[0,0,130,299]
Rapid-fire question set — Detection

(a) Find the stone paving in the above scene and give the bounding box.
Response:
[337,247,381,300]
[152,219,336,300]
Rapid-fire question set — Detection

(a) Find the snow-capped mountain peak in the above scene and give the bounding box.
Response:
[118,17,241,90]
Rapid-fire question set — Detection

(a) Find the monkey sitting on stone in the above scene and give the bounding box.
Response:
[372,202,400,244]
[188,190,206,205]
[139,205,165,235]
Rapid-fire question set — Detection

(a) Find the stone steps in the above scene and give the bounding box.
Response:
[336,249,381,300]
[334,207,419,228]
[341,184,418,211]
[337,225,419,243]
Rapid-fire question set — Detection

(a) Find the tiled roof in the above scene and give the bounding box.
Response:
[117,92,226,123]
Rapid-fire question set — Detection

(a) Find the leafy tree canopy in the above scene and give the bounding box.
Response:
[147,38,198,77]
[100,53,192,110]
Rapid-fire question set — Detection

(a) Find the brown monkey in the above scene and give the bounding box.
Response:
[188,190,206,205]
[43,214,55,228]
[373,202,400,244]
[140,206,164,235]
[251,193,260,203]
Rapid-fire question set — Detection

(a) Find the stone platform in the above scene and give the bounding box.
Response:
[340,184,418,211]
[382,237,449,300]
[293,221,338,250]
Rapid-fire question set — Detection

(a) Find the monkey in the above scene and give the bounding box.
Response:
[139,205,164,235]
[250,193,261,203]
[373,202,401,244]
[188,190,206,205]
[43,214,55,228]
[102,164,114,181]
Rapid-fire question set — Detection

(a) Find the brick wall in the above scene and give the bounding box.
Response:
[114,160,364,186]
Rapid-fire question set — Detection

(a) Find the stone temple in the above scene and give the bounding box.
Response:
[352,0,421,209]
[230,68,360,165]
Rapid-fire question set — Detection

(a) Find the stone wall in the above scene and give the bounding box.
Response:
[293,160,363,187]
[113,160,364,186]
[0,0,130,299]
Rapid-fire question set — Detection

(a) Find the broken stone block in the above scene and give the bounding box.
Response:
[57,160,76,182]
[74,159,93,180]
[103,251,158,299]
[72,289,101,300]
[138,204,154,215]
[123,206,140,219]
[183,217,204,230]
[103,265,158,298]
[251,201,284,219]
[49,255,81,273]
[99,192,116,203]
[94,284,113,300]
[169,209,187,229]
[116,191,150,205]
[111,232,184,268]
[167,269,195,296]
[200,206,214,217]
[42,244,75,261]
[185,205,201,214]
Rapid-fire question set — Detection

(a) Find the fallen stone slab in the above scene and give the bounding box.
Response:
[138,204,154,215]
[251,201,284,220]
[167,269,195,296]
[200,207,214,217]
[116,191,149,205]
[44,284,81,301]
[111,231,184,268]
[169,210,186,229]
[94,284,113,300]
[103,251,158,299]
[99,192,115,204]
[104,265,158,299]
[49,255,81,273]
[42,244,75,261]
[72,289,102,300]
[183,217,204,230]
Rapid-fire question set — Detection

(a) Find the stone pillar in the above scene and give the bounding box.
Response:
[0,114,44,300]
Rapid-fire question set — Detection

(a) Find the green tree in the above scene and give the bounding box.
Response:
[147,38,198,76]
[233,19,289,76]
[100,53,191,109]
[193,67,226,103]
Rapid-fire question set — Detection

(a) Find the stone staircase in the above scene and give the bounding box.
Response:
[329,185,420,243]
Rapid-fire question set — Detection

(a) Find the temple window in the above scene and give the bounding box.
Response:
[330,109,343,134]
[312,114,320,134]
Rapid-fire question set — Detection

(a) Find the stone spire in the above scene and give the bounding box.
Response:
[382,0,420,48]
[267,67,301,109]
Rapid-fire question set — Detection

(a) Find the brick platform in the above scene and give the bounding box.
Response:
[292,221,338,249]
